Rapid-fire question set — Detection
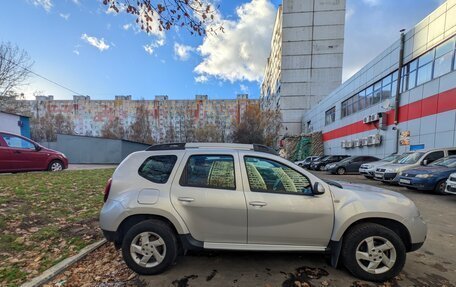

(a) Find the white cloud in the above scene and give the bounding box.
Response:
[195,75,209,83]
[32,0,52,12]
[362,0,380,7]
[73,50,80,56]
[174,43,195,61]
[72,0,80,5]
[81,34,110,52]
[122,23,132,31]
[345,7,354,21]
[59,13,70,20]
[194,0,276,83]
[240,84,249,93]
[143,39,165,55]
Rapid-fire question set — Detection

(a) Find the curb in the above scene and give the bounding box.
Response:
[21,239,107,287]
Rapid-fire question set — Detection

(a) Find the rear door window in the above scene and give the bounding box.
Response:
[180,155,235,190]
[138,155,178,184]
[424,151,445,164]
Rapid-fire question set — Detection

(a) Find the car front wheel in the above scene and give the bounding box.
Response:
[337,167,346,175]
[122,219,178,275]
[341,223,406,282]
[48,160,63,171]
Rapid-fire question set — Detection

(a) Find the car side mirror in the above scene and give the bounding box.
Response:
[35,145,42,151]
[422,159,428,166]
[313,182,325,195]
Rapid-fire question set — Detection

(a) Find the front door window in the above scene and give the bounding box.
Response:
[244,156,312,195]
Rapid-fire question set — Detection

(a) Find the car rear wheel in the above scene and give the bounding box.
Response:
[434,180,447,195]
[48,160,63,172]
[337,167,346,175]
[122,219,177,275]
[319,165,325,171]
[341,223,406,282]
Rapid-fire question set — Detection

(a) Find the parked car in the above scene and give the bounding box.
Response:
[374,148,456,184]
[359,154,404,179]
[100,143,426,282]
[310,155,350,171]
[444,173,456,195]
[326,156,380,175]
[301,155,325,169]
[294,156,319,168]
[397,156,456,194]
[0,131,68,173]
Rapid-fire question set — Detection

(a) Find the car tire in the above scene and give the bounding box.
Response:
[48,160,64,171]
[121,219,178,275]
[337,167,346,175]
[319,165,325,171]
[341,223,406,282]
[434,180,447,195]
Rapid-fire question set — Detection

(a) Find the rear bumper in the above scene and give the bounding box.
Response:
[398,177,435,190]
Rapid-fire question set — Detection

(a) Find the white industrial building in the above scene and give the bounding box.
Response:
[303,0,456,157]
[261,0,346,135]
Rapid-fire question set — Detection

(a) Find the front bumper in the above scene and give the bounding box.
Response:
[398,176,436,190]
[444,180,456,195]
[374,171,398,183]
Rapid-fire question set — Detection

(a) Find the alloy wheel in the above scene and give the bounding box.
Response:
[130,232,166,268]
[355,236,397,274]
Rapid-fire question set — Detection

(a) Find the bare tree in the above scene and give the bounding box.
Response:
[0,42,33,97]
[30,113,74,142]
[127,102,154,144]
[101,117,125,139]
[193,123,223,142]
[231,103,282,147]
[103,0,222,36]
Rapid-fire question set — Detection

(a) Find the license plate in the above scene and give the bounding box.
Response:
[400,179,411,184]
[375,173,383,178]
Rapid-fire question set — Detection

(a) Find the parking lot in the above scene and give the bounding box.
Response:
[138,171,456,287]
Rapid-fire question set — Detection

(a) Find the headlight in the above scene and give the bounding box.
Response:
[416,174,433,178]
[328,164,336,168]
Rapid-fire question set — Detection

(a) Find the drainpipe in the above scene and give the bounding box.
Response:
[393,29,406,153]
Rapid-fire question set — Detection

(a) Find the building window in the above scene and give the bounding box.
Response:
[434,38,455,78]
[325,107,336,125]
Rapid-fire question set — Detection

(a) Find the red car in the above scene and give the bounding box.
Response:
[0,131,68,173]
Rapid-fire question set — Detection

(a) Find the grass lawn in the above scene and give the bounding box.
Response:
[0,168,114,286]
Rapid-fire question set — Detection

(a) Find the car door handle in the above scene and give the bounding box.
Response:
[13,150,21,154]
[178,197,195,203]
[249,201,267,207]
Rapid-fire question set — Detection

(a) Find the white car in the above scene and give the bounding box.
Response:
[444,173,456,195]
[359,154,405,179]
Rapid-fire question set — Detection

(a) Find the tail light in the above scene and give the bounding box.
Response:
[104,178,112,202]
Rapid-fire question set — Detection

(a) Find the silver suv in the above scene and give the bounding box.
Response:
[99,143,426,282]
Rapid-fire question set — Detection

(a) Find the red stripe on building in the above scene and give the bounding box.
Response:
[322,87,456,141]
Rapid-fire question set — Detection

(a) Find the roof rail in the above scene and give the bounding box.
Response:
[145,142,278,155]
[146,143,185,151]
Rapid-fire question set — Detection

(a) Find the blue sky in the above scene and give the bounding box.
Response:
[0,0,444,100]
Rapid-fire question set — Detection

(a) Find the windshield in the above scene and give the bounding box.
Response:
[430,157,456,168]
[381,154,400,162]
[397,152,425,164]
[316,156,328,162]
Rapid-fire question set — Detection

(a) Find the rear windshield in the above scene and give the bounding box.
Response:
[381,154,400,162]
[138,155,178,184]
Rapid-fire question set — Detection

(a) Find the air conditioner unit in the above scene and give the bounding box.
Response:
[346,140,354,148]
[361,137,369,146]
[354,139,361,147]
[341,140,346,148]
[363,116,370,124]
[367,136,374,145]
[371,113,380,122]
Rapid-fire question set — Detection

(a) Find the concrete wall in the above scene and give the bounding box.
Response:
[302,0,456,157]
[41,134,149,164]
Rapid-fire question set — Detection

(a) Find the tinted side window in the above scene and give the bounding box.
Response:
[138,155,178,184]
[448,150,456,156]
[180,155,235,190]
[425,151,444,163]
[244,156,312,194]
